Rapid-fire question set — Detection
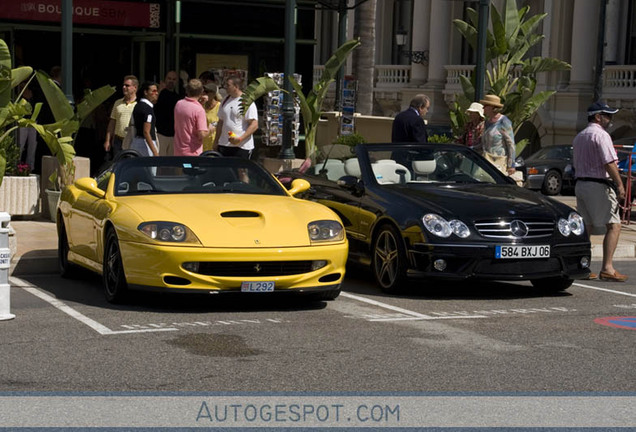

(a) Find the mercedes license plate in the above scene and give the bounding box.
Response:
[241,281,275,292]
[495,245,550,259]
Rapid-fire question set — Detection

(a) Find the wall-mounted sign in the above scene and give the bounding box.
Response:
[0,0,160,28]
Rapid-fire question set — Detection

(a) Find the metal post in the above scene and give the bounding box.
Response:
[279,0,297,159]
[0,212,15,321]
[334,0,348,111]
[175,1,181,80]
[474,0,489,101]
[594,0,607,102]
[61,0,73,105]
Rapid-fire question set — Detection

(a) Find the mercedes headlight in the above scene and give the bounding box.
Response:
[308,220,344,243]
[557,212,585,237]
[138,222,201,244]
[423,214,470,238]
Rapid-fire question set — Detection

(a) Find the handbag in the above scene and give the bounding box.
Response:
[508,170,524,186]
[484,151,507,174]
[122,120,135,150]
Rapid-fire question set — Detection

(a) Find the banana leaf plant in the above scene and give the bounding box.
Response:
[451,0,570,156]
[0,38,35,186]
[239,38,361,160]
[35,70,115,190]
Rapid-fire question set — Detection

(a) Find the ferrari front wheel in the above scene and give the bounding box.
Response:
[58,220,77,278]
[372,224,407,293]
[103,229,129,303]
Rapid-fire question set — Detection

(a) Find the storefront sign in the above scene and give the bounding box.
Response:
[0,0,160,28]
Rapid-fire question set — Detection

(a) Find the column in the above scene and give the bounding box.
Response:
[604,0,621,64]
[569,0,599,91]
[409,0,430,85]
[423,0,451,89]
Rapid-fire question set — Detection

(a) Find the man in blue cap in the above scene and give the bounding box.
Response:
[573,101,627,282]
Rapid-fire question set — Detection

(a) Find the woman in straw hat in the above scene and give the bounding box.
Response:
[479,94,516,175]
[458,102,485,149]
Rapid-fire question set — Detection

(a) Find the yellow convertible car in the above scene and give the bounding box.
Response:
[57,154,348,303]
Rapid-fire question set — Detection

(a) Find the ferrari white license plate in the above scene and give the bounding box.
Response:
[495,245,550,259]
[241,281,275,292]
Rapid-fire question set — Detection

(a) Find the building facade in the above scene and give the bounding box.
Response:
[315,0,636,153]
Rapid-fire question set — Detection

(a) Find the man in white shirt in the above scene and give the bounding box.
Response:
[213,76,258,159]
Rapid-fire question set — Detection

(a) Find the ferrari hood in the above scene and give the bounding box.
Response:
[391,184,574,220]
[117,194,340,248]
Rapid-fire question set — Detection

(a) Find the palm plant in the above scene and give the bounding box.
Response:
[33,70,115,190]
[451,0,570,155]
[0,39,35,186]
[0,38,115,189]
[239,38,361,160]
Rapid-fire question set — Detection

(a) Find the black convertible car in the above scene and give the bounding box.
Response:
[287,143,591,293]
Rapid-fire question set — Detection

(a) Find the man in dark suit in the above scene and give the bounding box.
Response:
[391,94,430,143]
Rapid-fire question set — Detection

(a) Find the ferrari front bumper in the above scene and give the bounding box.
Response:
[119,240,348,292]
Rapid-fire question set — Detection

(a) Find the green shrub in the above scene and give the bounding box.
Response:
[428,134,453,144]
[0,133,20,176]
[333,132,366,146]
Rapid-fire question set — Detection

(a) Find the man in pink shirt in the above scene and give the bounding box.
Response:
[573,101,627,282]
[173,79,211,156]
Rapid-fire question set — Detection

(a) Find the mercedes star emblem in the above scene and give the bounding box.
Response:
[509,220,529,238]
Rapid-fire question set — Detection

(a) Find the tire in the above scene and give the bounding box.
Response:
[530,277,573,292]
[58,220,77,278]
[103,229,129,303]
[541,170,562,195]
[372,224,408,293]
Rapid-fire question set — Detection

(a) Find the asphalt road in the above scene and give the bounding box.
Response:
[3,261,635,395]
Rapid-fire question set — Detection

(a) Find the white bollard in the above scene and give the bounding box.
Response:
[0,212,15,320]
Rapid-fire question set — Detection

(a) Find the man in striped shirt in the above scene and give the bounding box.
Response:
[573,101,627,282]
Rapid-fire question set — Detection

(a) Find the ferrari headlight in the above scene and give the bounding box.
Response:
[558,212,585,237]
[423,214,470,238]
[308,220,344,243]
[138,222,201,244]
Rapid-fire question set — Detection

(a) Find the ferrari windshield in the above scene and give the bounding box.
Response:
[312,143,504,185]
[113,156,288,197]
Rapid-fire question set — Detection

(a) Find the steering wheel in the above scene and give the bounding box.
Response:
[113,149,142,163]
[200,150,223,158]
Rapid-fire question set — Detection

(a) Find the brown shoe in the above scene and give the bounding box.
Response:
[586,273,598,280]
[599,271,628,282]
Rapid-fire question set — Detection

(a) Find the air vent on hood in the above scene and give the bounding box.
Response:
[221,211,260,218]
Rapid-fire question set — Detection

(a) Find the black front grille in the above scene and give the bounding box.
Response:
[474,219,554,239]
[195,261,315,277]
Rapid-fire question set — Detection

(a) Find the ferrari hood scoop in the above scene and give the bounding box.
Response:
[221,211,260,218]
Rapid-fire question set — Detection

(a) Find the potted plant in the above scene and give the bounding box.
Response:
[31,69,114,221]
[0,39,35,188]
[0,133,40,215]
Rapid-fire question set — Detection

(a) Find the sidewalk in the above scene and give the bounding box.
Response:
[7,195,636,276]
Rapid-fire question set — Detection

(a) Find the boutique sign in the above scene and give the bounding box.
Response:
[0,0,160,28]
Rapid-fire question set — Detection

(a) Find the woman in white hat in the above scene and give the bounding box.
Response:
[479,94,516,175]
[458,102,485,149]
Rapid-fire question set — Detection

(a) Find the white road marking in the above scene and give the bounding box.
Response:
[573,282,636,297]
[11,277,178,335]
[339,291,487,320]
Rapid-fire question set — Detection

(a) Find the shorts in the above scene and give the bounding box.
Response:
[575,180,621,234]
[218,145,252,159]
